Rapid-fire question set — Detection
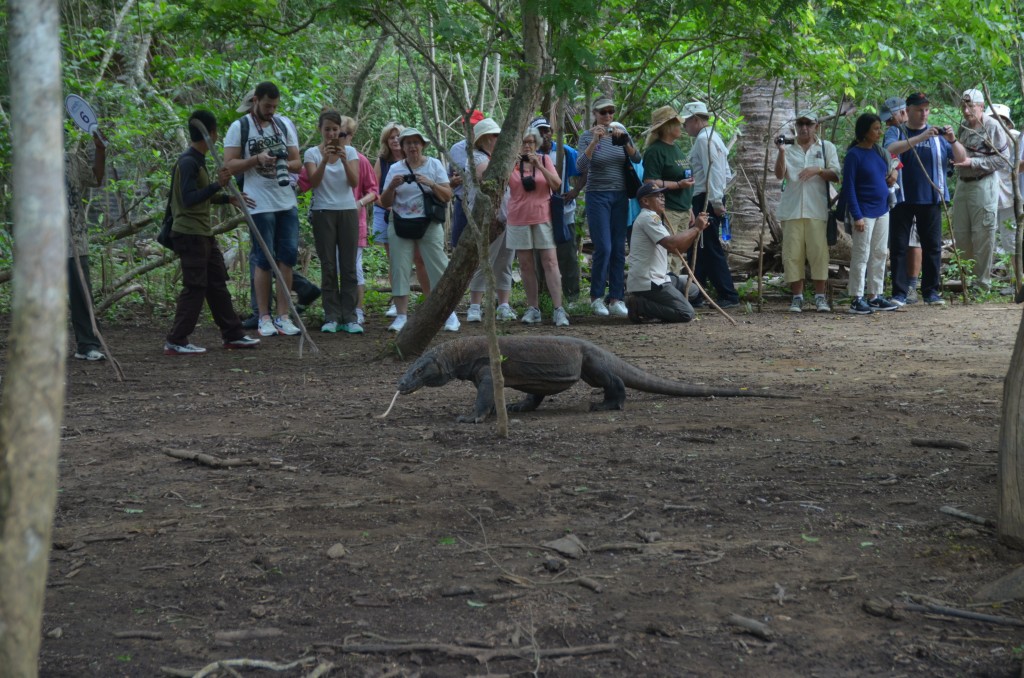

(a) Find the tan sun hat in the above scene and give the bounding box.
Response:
[644,105,684,145]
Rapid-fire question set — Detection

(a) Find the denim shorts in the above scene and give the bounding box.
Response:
[249,207,299,270]
[372,206,389,245]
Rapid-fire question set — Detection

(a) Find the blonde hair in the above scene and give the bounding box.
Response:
[378,122,404,160]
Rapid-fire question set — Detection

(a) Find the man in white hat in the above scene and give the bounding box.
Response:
[773,110,840,313]
[951,88,1012,291]
[986,103,1020,254]
[681,101,739,307]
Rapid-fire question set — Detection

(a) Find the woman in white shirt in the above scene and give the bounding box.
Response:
[379,128,458,333]
[304,110,362,334]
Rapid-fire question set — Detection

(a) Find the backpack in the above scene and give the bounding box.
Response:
[235,114,289,192]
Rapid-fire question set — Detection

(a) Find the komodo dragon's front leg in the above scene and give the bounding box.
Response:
[456,369,496,423]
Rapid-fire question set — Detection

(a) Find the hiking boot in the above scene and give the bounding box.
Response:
[386,303,398,318]
[224,336,260,349]
[339,322,364,334]
[321,321,339,333]
[608,300,628,317]
[443,312,460,332]
[906,286,919,304]
[626,295,643,324]
[467,304,483,323]
[923,292,946,306]
[890,294,907,307]
[73,349,106,361]
[522,307,542,324]
[496,304,518,321]
[275,316,300,335]
[553,307,570,327]
[788,297,804,313]
[718,299,741,309]
[164,342,207,356]
[258,316,277,337]
[868,296,899,311]
[814,296,831,313]
[849,297,873,315]
[388,315,407,332]
[591,298,610,316]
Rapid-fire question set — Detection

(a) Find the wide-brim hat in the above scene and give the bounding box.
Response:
[681,101,710,119]
[644,105,684,136]
[398,127,429,147]
[473,118,501,138]
[236,88,256,113]
[987,103,1013,127]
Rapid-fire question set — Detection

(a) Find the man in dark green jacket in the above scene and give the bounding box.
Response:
[164,110,260,355]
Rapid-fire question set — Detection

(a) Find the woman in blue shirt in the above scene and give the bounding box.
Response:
[841,114,899,314]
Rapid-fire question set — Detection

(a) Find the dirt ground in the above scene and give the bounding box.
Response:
[26,298,1024,677]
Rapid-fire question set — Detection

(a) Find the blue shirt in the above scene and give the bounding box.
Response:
[896,126,951,204]
[882,125,906,204]
[841,146,890,221]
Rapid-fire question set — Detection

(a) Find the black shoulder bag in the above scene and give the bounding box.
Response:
[823,141,840,246]
[392,166,447,240]
[623,145,642,198]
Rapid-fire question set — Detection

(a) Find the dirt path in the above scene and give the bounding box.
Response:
[27,302,1024,677]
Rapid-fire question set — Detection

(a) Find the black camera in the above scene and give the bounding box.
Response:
[521,175,537,192]
[269,148,290,187]
[776,135,795,145]
[402,174,416,184]
[520,154,530,163]
[611,133,629,147]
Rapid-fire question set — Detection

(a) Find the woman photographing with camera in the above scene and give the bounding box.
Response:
[379,128,458,333]
[577,97,641,318]
[507,127,568,326]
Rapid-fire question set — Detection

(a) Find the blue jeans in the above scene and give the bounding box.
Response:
[249,207,299,270]
[585,190,628,301]
[451,196,468,248]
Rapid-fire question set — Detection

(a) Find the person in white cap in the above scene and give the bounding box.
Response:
[774,110,840,313]
[986,103,1020,254]
[951,88,1012,292]
[681,101,739,307]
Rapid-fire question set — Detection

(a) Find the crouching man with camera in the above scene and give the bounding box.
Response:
[223,81,304,337]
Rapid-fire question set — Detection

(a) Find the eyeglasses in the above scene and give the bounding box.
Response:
[597,108,615,115]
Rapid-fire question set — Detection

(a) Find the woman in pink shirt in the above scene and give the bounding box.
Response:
[506,127,568,327]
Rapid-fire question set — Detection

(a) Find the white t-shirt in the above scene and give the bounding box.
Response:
[223,114,299,215]
[390,157,449,220]
[627,209,671,293]
[304,145,358,210]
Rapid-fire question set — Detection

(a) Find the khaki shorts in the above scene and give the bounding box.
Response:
[781,218,829,282]
[662,209,692,271]
[506,222,556,250]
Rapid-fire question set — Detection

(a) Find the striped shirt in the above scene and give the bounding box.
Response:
[576,131,641,192]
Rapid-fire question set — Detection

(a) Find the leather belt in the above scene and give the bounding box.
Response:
[959,172,994,183]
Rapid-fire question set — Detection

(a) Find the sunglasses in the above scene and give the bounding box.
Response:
[597,108,615,115]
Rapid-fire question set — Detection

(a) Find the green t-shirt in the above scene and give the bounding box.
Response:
[642,140,693,212]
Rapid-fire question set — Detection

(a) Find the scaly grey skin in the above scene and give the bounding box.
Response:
[397,335,793,423]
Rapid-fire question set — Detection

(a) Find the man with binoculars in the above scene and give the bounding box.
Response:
[224,81,304,337]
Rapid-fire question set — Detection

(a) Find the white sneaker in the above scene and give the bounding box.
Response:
[522,307,542,324]
[339,322,364,334]
[258,316,277,337]
[553,307,570,327]
[275,316,300,336]
[386,303,398,318]
[73,349,106,361]
[163,342,207,356]
[814,296,831,313]
[466,304,483,322]
[608,300,628,317]
[355,308,365,325]
[496,304,518,321]
[321,321,339,333]
[388,314,407,332]
[443,312,460,332]
[788,297,803,313]
[591,299,610,316]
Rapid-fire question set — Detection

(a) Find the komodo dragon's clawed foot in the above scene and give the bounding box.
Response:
[507,394,544,412]
[589,400,625,411]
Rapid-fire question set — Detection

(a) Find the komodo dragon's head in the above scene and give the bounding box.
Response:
[397,351,451,394]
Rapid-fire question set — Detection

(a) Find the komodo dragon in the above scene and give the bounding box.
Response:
[397,335,792,423]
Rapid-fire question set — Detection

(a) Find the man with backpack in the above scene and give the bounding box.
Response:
[223,81,304,337]
[164,110,260,355]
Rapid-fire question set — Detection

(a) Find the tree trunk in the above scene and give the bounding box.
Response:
[394,0,545,357]
[0,0,67,673]
[999,308,1024,549]
[732,78,793,256]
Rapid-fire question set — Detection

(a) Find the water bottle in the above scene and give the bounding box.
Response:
[720,213,731,242]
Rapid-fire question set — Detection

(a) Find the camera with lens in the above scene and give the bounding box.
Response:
[775,135,795,146]
[269,148,290,187]
[402,174,416,184]
[611,132,629,147]
[521,175,537,192]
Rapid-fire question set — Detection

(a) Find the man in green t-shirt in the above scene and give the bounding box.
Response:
[642,106,696,274]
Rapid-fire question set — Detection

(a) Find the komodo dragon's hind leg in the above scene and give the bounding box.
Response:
[507,393,545,412]
[582,367,627,411]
